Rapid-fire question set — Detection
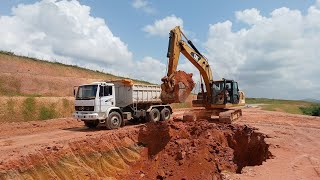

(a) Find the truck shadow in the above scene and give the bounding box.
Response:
[62,126,108,132]
[137,121,171,158]
[62,120,151,132]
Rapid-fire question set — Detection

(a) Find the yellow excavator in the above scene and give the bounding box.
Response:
[161,26,245,123]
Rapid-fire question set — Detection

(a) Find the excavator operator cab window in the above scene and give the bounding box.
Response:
[212,81,226,104]
[212,82,223,92]
[225,82,232,103]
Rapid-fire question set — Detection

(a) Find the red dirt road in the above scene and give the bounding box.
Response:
[0,108,319,179]
[231,108,320,180]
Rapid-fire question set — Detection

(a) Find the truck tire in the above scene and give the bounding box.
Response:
[84,120,99,128]
[160,108,171,121]
[106,111,122,130]
[148,108,160,122]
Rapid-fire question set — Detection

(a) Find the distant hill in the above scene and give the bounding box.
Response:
[246,98,316,115]
[0,51,151,97]
[301,98,320,103]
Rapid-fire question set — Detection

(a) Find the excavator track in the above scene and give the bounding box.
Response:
[182,108,242,124]
[219,109,242,123]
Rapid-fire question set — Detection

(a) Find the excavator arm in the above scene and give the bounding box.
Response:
[161,26,213,104]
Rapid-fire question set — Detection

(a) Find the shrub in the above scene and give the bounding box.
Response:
[300,105,320,116]
[4,98,16,121]
[22,97,36,121]
[62,98,69,109]
[39,104,57,120]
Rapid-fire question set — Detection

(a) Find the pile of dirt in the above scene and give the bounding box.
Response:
[160,70,195,104]
[0,120,271,179]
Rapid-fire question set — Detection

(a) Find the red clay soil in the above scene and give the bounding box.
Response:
[0,108,319,179]
[121,120,270,180]
[160,70,195,104]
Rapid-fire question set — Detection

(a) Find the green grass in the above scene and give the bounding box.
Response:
[22,97,36,121]
[246,98,311,105]
[262,104,304,114]
[39,104,58,120]
[300,105,320,116]
[0,97,75,122]
[5,98,17,121]
[246,98,317,115]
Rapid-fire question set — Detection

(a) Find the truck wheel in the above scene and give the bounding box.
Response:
[84,120,99,128]
[148,108,160,122]
[161,108,171,121]
[106,112,122,130]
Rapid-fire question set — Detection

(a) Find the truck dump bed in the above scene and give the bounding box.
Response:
[113,80,162,107]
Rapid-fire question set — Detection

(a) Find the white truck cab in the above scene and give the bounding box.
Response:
[73,80,172,129]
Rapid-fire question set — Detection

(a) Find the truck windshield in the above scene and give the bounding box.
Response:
[76,85,98,100]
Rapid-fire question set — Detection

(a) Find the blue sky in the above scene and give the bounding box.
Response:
[0,0,319,99]
[81,0,314,60]
[1,0,313,61]
[75,1,311,60]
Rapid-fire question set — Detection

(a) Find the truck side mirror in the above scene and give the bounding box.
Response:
[73,86,78,97]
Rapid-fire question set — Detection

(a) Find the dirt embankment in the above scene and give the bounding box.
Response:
[0,117,270,179]
[2,109,319,179]
[0,52,149,97]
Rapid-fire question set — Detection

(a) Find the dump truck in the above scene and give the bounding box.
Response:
[73,79,172,129]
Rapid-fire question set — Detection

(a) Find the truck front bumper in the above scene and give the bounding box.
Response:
[73,112,99,120]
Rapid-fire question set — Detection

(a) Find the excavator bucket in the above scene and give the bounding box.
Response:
[160,70,195,104]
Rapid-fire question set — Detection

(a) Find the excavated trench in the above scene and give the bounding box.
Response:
[0,120,271,179]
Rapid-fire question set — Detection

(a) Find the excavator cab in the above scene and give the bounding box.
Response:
[211,79,240,105]
[192,79,241,107]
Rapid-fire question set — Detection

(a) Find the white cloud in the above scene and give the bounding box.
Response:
[204,2,320,99]
[143,15,183,37]
[0,0,132,65]
[131,0,155,14]
[0,0,166,84]
[235,8,266,25]
[133,56,167,82]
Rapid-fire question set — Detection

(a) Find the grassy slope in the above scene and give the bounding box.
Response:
[0,51,151,97]
[0,51,152,122]
[246,98,317,115]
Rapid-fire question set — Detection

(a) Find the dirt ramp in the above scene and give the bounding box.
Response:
[0,120,271,179]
